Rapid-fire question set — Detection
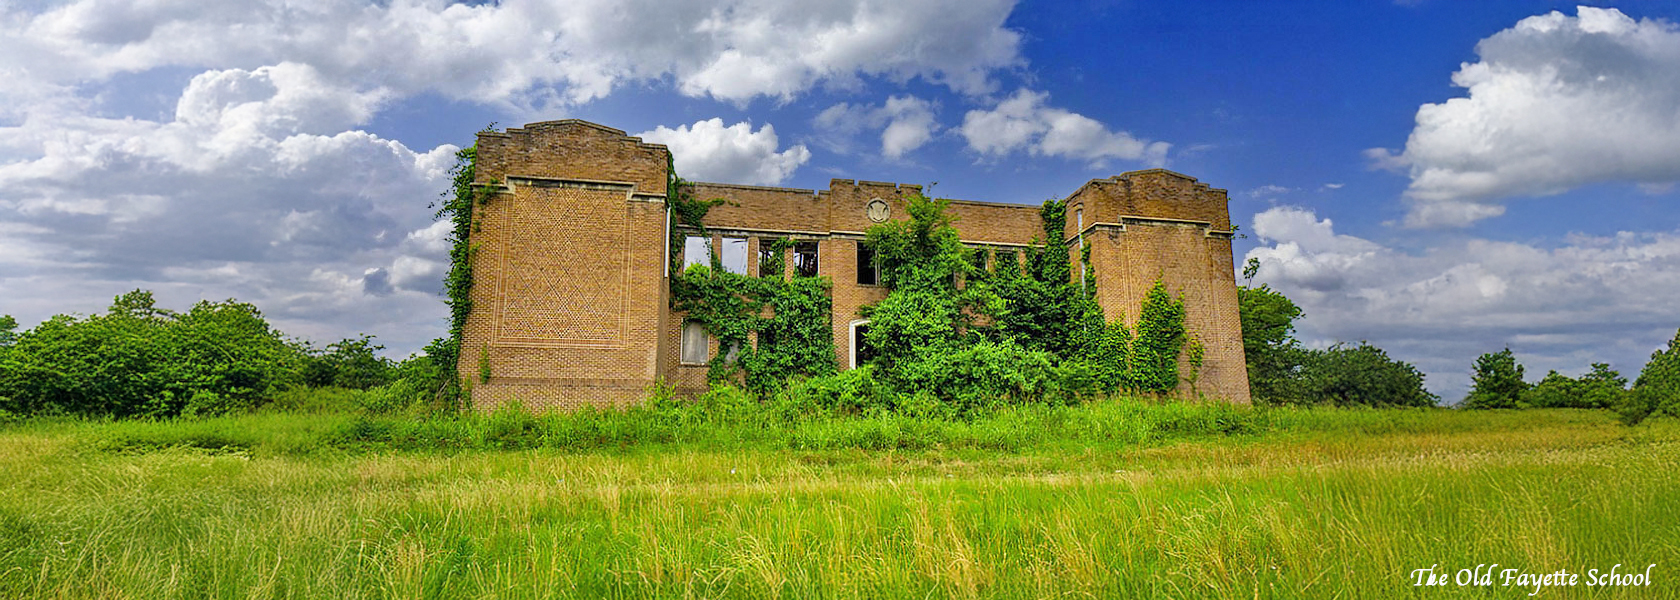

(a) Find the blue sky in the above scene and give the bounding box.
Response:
[3,1,1679,400]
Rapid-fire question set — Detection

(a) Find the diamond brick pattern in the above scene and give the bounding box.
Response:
[495,186,628,346]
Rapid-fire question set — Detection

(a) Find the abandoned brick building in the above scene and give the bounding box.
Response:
[458,120,1251,409]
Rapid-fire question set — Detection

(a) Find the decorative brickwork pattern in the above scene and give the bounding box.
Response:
[495,184,630,347]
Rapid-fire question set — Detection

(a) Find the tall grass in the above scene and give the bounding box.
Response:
[0,402,1674,598]
[46,394,1458,457]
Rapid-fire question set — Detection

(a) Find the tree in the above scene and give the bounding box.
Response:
[0,315,17,348]
[1297,343,1436,407]
[1524,363,1625,409]
[303,335,394,391]
[1462,347,1526,409]
[1237,284,1305,403]
[0,292,304,418]
[862,194,995,370]
[990,199,1098,359]
[1621,327,1680,425]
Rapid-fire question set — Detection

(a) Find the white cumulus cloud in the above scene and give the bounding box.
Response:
[1,0,1025,109]
[814,95,939,159]
[960,89,1169,168]
[637,119,811,186]
[1371,7,1680,227]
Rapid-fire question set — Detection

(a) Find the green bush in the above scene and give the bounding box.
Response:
[1524,364,1625,409]
[0,291,303,418]
[773,367,890,417]
[1297,343,1437,407]
[890,340,1056,413]
[1462,348,1527,409]
[1623,328,1680,425]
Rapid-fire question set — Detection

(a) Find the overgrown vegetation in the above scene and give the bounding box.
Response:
[839,194,1204,412]
[666,178,837,394]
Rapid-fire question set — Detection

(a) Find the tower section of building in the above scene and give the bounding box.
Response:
[460,121,674,410]
[1064,170,1250,402]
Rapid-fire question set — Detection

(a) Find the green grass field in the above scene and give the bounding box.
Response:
[1,402,1676,598]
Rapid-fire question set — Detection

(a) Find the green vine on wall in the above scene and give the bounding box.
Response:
[1127,279,1189,393]
[430,125,506,407]
[666,169,837,394]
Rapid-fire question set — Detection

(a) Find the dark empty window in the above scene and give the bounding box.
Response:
[856,241,879,286]
[793,241,819,277]
[967,247,989,273]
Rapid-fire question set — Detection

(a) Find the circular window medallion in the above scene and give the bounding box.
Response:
[866,198,890,223]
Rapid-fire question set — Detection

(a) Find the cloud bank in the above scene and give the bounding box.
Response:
[1371,7,1680,227]
[0,0,1033,354]
[1246,206,1680,399]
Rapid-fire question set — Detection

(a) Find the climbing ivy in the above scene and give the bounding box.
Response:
[666,157,727,273]
[758,237,793,277]
[1127,280,1189,393]
[857,194,1194,401]
[665,174,837,395]
[991,198,1102,359]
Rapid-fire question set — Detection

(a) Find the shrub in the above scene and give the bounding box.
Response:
[1524,364,1625,409]
[890,340,1056,413]
[1624,328,1680,425]
[774,367,890,417]
[0,291,303,418]
[1461,348,1526,409]
[1297,343,1437,407]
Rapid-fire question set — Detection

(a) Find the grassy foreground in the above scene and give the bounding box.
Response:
[0,403,1676,598]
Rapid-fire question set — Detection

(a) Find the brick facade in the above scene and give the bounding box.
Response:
[461,120,1251,410]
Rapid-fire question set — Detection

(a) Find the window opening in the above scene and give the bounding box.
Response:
[849,320,874,369]
[680,321,709,365]
[856,241,879,285]
[793,241,819,277]
[720,237,748,274]
[682,236,711,271]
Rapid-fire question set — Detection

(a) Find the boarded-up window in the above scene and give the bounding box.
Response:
[794,241,819,277]
[681,321,709,365]
[856,241,879,286]
[720,237,748,274]
[683,236,711,271]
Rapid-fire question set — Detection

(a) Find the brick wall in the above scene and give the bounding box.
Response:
[461,121,672,410]
[461,120,1252,410]
[1066,170,1250,403]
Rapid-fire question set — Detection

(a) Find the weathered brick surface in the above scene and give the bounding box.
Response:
[1064,170,1250,402]
[462,120,1251,410]
[460,122,671,411]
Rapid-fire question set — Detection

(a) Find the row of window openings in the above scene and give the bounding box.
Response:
[681,320,875,369]
[681,236,1044,288]
[679,236,841,281]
